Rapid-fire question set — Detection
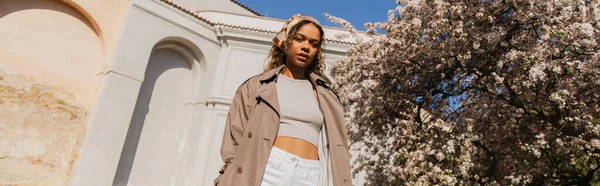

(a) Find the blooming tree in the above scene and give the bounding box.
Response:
[327,0,600,185]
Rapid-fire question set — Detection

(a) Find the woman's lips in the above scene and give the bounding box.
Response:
[297,54,309,62]
[297,55,308,62]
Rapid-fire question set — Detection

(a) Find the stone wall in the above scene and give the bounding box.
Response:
[0,69,87,185]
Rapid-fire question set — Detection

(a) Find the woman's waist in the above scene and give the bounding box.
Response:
[273,136,319,160]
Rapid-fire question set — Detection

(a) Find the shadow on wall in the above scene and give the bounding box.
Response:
[109,37,208,186]
[113,47,192,186]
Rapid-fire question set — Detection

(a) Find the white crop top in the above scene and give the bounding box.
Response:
[276,74,324,146]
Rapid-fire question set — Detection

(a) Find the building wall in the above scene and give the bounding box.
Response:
[170,0,258,16]
[0,0,128,185]
[196,0,257,16]
[71,1,222,185]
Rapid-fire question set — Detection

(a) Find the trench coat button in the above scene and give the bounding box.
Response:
[248,132,252,138]
[237,167,243,173]
[326,144,329,149]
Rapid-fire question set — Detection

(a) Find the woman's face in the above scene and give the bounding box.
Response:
[285,23,321,69]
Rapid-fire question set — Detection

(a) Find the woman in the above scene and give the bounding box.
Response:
[214,14,352,186]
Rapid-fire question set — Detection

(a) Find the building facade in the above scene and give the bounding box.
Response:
[0,0,362,185]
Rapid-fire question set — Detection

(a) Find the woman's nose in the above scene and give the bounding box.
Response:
[301,42,309,52]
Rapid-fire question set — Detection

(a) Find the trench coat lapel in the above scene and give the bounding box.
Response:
[257,66,284,116]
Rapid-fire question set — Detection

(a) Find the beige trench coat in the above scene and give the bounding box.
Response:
[214,66,352,186]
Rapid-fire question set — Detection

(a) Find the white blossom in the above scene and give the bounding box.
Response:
[329,0,600,184]
[591,139,600,149]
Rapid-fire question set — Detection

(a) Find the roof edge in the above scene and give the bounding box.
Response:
[159,0,357,45]
[160,0,214,26]
[230,0,263,17]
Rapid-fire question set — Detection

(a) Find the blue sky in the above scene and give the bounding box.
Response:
[237,0,398,31]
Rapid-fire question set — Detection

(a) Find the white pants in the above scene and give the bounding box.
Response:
[260,146,321,186]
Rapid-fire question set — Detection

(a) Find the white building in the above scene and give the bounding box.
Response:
[0,0,363,185]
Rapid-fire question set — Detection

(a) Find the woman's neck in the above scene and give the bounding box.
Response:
[280,64,307,80]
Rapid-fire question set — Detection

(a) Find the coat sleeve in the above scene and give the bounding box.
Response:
[215,78,255,185]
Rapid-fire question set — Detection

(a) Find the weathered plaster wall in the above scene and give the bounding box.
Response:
[0,69,87,185]
[0,0,129,185]
[0,0,129,109]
